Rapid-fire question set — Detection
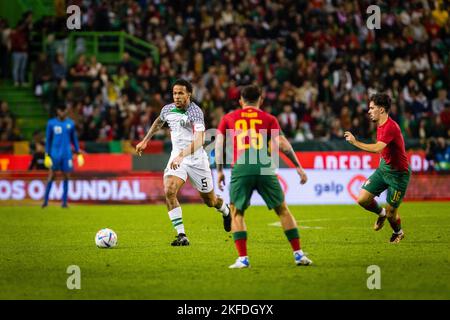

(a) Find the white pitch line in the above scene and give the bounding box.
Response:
[268,221,324,229]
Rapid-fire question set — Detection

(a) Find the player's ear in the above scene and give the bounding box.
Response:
[239,97,244,107]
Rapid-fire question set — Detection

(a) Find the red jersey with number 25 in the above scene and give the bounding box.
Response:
[217,107,281,176]
[377,117,409,171]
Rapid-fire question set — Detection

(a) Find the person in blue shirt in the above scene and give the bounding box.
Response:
[42,104,84,208]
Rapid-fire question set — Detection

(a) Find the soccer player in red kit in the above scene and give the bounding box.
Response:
[344,93,411,243]
[215,85,312,268]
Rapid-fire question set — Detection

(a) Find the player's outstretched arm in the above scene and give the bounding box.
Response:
[344,131,386,153]
[275,135,307,185]
[169,131,205,170]
[136,116,164,156]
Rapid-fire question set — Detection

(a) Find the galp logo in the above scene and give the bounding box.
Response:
[314,182,344,196]
[347,175,367,201]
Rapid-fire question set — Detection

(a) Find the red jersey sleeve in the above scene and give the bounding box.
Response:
[270,115,281,131]
[217,115,227,135]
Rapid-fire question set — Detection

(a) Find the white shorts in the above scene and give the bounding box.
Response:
[164,151,213,193]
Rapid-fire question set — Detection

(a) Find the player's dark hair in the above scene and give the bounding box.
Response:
[56,104,67,111]
[369,93,391,112]
[241,85,261,104]
[173,79,193,93]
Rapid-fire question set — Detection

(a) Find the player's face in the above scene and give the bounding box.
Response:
[56,108,67,119]
[368,101,381,122]
[173,85,190,108]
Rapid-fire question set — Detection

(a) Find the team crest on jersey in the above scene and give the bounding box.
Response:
[179,114,189,127]
[54,126,62,134]
[364,179,371,186]
[67,124,71,129]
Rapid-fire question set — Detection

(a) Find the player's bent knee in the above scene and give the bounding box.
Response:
[274,202,289,216]
[357,196,370,207]
[233,208,244,217]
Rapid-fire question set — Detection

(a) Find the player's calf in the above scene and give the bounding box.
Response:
[357,197,383,215]
[213,197,231,232]
[200,192,231,232]
[373,207,387,231]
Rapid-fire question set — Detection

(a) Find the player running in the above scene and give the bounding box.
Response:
[42,104,84,208]
[215,85,312,268]
[344,93,411,243]
[136,79,231,246]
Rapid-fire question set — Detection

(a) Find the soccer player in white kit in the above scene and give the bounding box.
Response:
[136,79,231,246]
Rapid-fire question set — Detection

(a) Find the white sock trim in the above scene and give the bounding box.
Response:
[379,207,386,217]
[168,207,185,235]
[217,201,230,216]
[168,207,182,219]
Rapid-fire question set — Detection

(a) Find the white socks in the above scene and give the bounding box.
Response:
[217,201,230,217]
[168,207,185,235]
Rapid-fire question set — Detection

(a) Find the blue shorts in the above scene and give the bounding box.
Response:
[51,157,73,172]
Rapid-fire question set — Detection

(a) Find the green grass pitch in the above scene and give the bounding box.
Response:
[0,202,449,300]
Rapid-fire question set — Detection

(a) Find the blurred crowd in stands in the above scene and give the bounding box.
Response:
[0,0,449,169]
[0,100,22,141]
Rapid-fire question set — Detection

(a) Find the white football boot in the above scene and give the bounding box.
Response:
[229,256,250,269]
[294,251,313,266]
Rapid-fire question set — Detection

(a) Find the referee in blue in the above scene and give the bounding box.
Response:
[42,104,84,208]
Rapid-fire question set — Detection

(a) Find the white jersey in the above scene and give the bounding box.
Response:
[160,102,213,192]
[160,101,206,159]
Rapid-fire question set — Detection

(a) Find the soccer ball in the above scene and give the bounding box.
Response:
[95,228,118,248]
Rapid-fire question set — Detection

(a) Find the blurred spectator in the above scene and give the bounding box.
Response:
[0,18,11,79]
[432,89,449,115]
[88,55,102,78]
[28,141,46,170]
[165,28,183,53]
[69,54,89,80]
[278,105,297,138]
[0,100,22,141]
[426,137,450,171]
[294,121,314,142]
[137,56,154,80]
[33,53,53,96]
[10,23,29,86]
[117,52,135,74]
[404,15,429,43]
[52,52,67,81]
[440,103,450,132]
